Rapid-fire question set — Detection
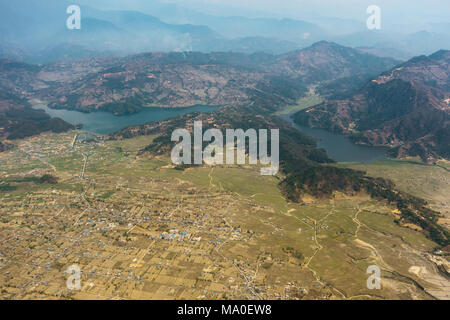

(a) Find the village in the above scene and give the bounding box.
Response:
[1,131,448,300]
[0,131,326,300]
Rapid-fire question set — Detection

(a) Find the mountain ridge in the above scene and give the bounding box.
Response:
[294,50,450,162]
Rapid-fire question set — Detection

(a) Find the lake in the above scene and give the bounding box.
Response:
[280,113,389,163]
[33,104,219,135]
[33,103,388,163]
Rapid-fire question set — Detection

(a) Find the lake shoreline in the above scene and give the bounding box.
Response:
[279,110,390,164]
[32,103,219,135]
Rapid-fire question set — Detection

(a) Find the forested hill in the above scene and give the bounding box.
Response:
[294,50,450,162]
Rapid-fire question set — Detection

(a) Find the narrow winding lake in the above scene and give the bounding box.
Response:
[34,103,387,163]
[33,104,219,135]
[280,113,389,163]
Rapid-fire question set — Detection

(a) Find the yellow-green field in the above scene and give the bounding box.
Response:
[337,160,450,229]
[0,132,449,300]
[274,95,323,115]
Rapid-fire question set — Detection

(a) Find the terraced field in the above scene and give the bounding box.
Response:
[1,132,449,299]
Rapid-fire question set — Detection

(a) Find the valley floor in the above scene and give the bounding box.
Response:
[338,160,450,230]
[0,132,449,300]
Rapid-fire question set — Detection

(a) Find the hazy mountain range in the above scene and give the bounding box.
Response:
[0,41,398,144]
[0,1,448,163]
[0,42,398,115]
[1,0,449,64]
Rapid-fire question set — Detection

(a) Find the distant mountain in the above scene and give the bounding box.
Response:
[0,0,323,63]
[272,41,399,82]
[201,37,301,55]
[0,42,396,115]
[294,50,450,162]
[1,1,448,64]
[80,9,221,51]
[356,47,411,61]
[0,42,400,148]
[80,0,328,42]
[335,30,450,60]
[29,44,116,65]
[187,16,326,43]
[0,0,220,63]
[35,52,291,115]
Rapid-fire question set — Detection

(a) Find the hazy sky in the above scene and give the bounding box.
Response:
[162,0,450,23]
[80,0,450,25]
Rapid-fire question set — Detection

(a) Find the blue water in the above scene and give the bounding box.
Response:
[33,103,387,163]
[280,114,389,163]
[33,104,219,135]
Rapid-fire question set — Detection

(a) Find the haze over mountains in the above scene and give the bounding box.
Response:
[1,38,449,164]
[0,0,449,163]
[0,42,398,115]
[1,0,449,64]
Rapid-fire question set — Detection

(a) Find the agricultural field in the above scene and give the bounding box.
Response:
[0,132,449,300]
[274,88,323,116]
[338,160,450,229]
